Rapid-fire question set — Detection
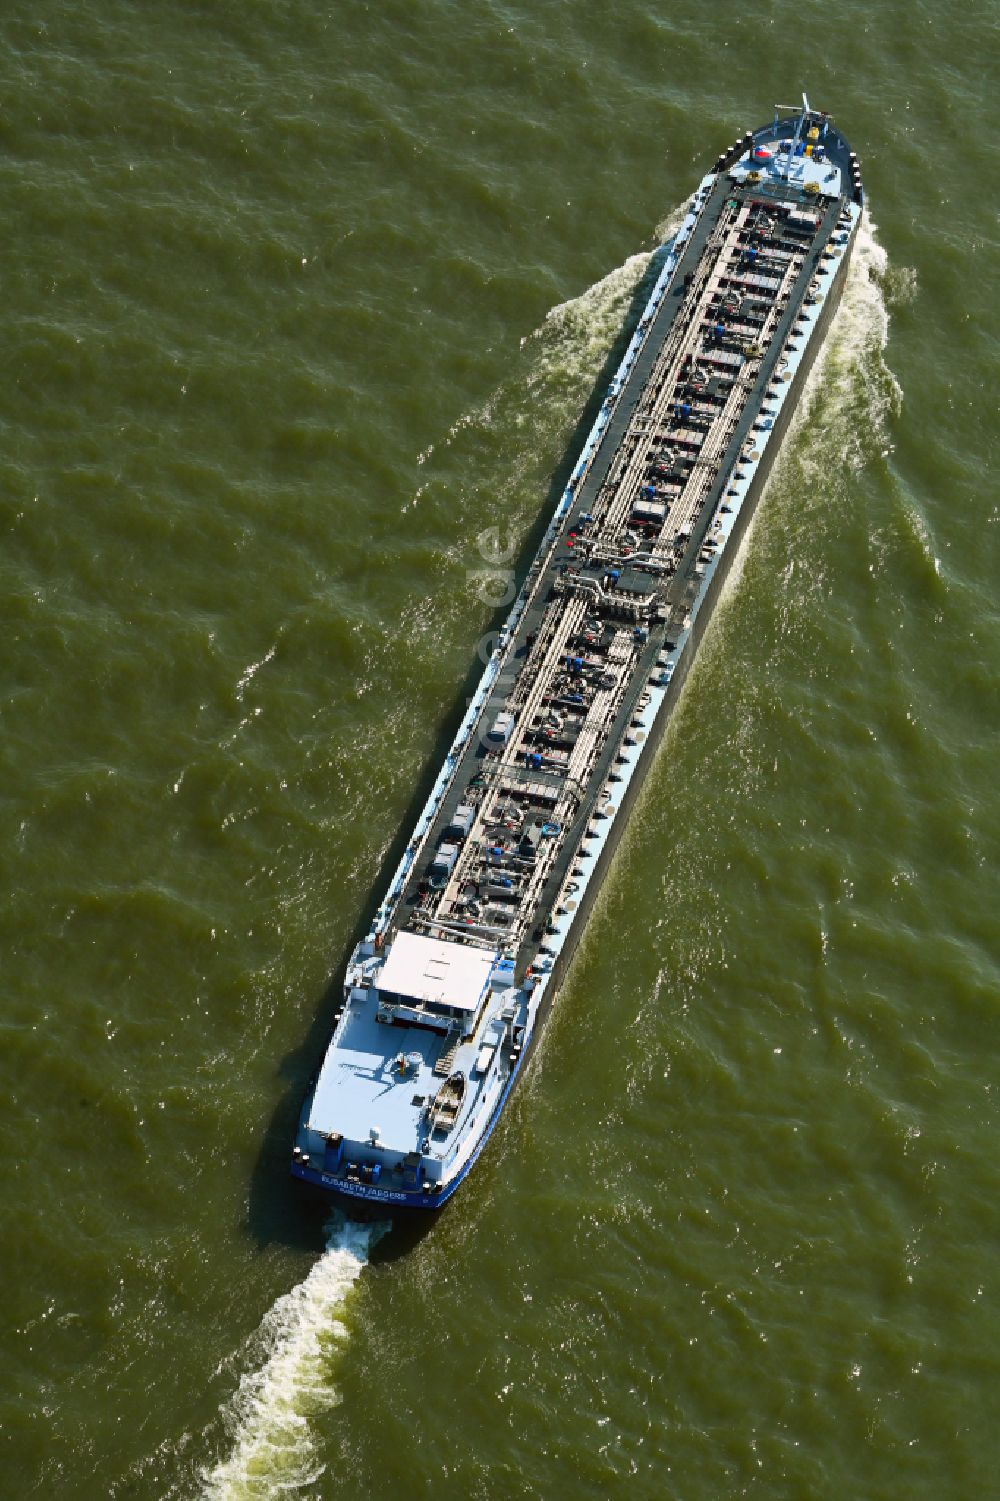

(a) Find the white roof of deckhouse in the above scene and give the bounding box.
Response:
[377,932,497,1013]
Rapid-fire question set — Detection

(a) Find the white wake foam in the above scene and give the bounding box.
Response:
[200,1216,388,1501]
[692,210,907,623]
[798,209,910,467]
[424,198,911,521]
[706,207,910,566]
[522,248,653,385]
[435,245,654,467]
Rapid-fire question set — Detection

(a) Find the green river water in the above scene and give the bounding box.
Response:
[1,3,997,1498]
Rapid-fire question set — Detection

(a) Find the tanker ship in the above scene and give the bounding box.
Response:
[291,98,864,1209]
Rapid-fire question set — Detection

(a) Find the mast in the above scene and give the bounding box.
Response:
[772,92,812,181]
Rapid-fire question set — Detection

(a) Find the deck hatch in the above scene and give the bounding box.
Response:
[377,931,498,1013]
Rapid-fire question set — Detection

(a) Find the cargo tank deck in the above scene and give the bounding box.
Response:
[383,140,853,982]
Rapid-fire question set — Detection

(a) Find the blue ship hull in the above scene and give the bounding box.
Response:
[291,102,863,1213]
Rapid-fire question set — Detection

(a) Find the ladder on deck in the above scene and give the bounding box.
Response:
[433,1033,461,1077]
